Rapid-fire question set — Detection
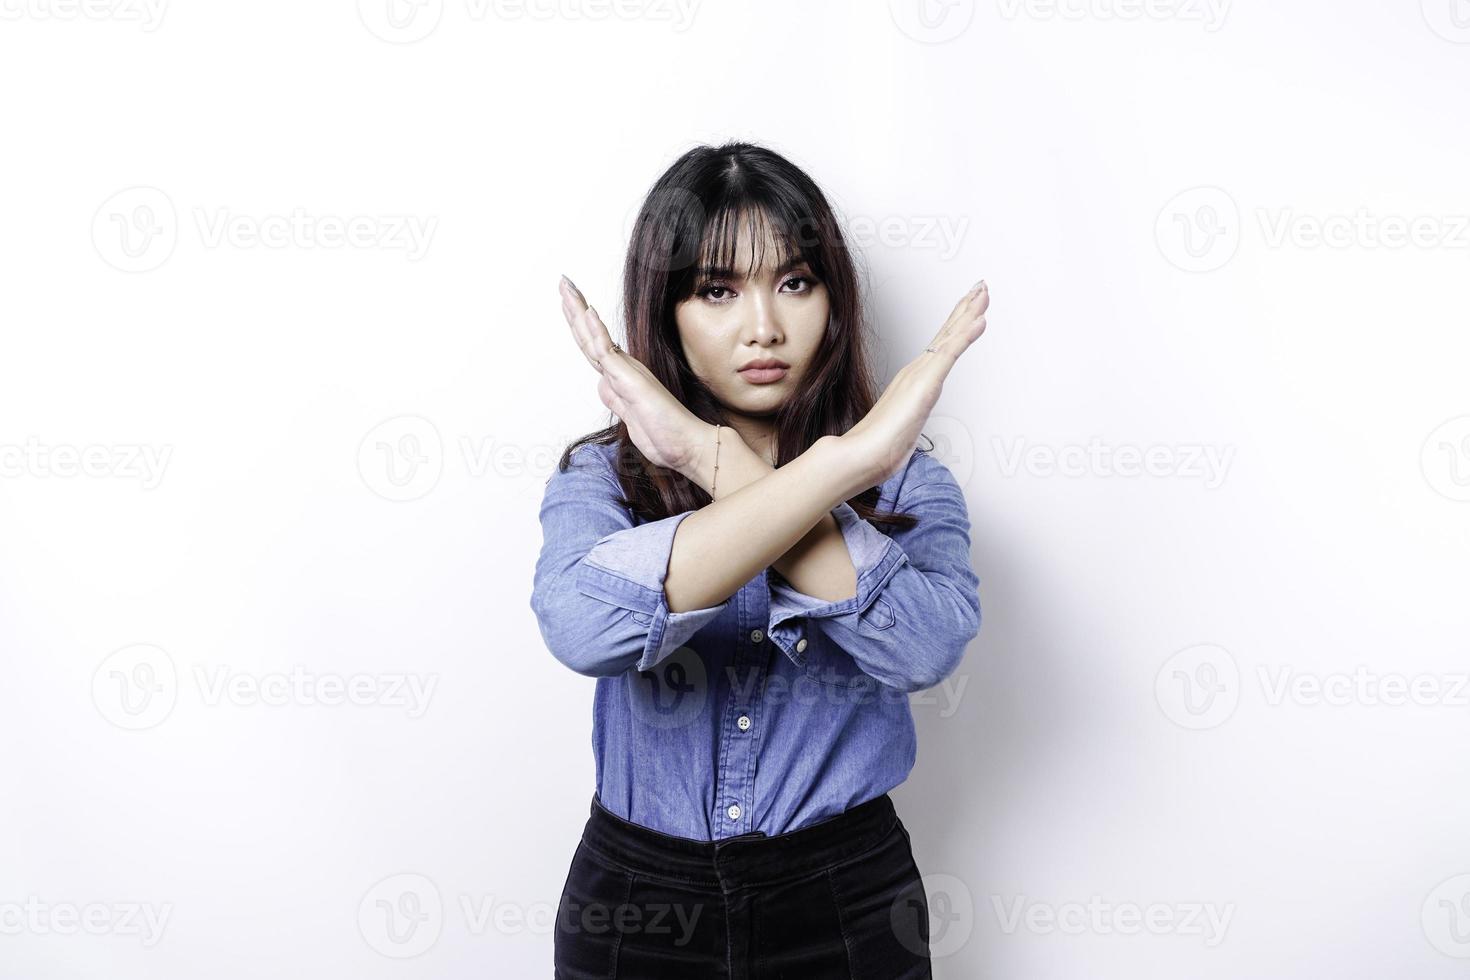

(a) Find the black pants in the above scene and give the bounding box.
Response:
[553,792,932,979]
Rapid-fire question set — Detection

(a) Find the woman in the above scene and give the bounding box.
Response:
[531,141,986,979]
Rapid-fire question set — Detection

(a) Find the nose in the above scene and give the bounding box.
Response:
[742,290,783,346]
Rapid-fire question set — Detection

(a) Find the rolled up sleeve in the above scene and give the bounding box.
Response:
[530,445,728,677]
[765,453,981,692]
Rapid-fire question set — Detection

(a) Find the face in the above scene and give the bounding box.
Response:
[673,217,829,423]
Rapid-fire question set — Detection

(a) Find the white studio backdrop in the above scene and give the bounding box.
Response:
[2,1,1468,977]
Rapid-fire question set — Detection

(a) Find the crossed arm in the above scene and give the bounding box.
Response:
[663,430,869,615]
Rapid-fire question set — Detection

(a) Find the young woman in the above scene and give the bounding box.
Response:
[531,141,986,979]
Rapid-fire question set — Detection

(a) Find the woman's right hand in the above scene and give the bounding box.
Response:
[840,279,989,490]
[558,275,715,480]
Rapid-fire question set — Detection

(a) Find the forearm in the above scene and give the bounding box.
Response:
[699,432,860,604]
[663,434,870,614]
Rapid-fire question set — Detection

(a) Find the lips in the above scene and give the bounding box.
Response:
[738,359,789,384]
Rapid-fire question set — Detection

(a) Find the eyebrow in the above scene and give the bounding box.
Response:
[696,255,811,280]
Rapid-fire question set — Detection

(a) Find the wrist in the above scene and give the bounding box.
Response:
[818,434,882,501]
[684,420,720,492]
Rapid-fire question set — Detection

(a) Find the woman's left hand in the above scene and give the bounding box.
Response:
[558,275,715,479]
[841,279,989,489]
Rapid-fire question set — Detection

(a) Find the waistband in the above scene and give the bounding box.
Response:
[581,793,899,892]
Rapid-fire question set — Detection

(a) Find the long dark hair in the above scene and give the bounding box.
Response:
[557,140,924,532]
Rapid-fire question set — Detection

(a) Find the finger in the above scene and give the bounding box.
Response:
[920,294,987,370]
[941,279,986,329]
[581,305,623,372]
[560,277,608,373]
[559,274,589,314]
[929,281,988,350]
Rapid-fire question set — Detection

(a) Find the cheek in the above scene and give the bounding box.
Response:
[794,298,831,359]
[674,311,724,376]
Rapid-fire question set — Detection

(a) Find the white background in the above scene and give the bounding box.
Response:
[2,0,1469,976]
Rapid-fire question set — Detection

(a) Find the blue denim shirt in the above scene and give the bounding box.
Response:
[530,440,981,841]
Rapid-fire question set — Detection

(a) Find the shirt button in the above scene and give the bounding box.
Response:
[796,638,808,653]
[737,714,751,731]
[750,629,764,643]
[727,803,742,820]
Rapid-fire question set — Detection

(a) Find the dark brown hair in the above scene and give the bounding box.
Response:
[556,140,927,532]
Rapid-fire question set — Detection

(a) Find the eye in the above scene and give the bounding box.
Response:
[696,282,734,303]
[781,275,816,294]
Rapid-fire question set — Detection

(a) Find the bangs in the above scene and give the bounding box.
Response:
[693,203,809,282]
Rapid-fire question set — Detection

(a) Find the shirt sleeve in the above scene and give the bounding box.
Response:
[529,444,728,677]
[764,451,981,692]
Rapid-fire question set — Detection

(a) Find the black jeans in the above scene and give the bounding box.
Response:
[553,792,932,979]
